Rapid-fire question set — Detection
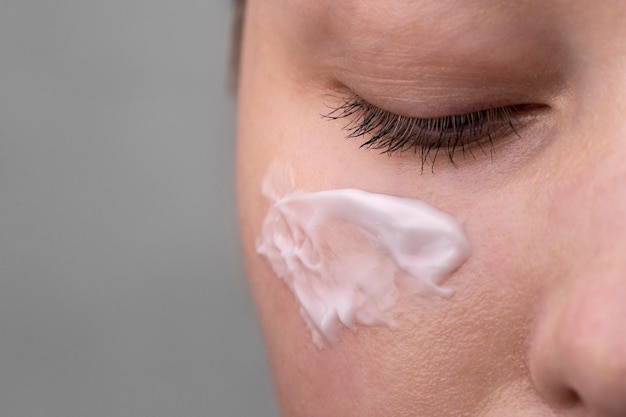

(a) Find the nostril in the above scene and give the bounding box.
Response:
[561,387,581,408]
[546,384,582,410]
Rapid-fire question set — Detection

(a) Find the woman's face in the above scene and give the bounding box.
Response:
[236,1,626,416]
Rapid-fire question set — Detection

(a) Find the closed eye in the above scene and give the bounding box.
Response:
[323,95,545,172]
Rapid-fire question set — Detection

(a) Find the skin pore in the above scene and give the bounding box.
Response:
[236,1,626,416]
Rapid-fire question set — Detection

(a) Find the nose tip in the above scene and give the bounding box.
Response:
[529,281,626,417]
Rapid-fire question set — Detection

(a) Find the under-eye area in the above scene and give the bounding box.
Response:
[323,94,547,171]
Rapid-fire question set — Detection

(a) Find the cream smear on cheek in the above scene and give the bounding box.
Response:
[256,164,470,347]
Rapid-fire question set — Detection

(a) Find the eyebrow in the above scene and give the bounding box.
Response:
[279,0,564,76]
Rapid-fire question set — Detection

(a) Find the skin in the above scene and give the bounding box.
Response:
[236,1,626,416]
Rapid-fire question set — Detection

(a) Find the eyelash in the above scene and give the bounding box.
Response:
[323,95,529,170]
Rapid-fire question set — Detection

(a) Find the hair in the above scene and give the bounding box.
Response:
[231,0,246,90]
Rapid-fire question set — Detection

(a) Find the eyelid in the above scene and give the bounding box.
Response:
[323,94,543,171]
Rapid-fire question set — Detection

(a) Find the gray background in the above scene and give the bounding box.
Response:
[0,1,278,416]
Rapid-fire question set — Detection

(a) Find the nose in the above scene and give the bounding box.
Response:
[528,127,626,416]
[529,276,626,416]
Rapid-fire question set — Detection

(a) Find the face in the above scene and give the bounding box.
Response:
[236,1,626,416]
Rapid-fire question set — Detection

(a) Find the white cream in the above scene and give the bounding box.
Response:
[256,164,470,347]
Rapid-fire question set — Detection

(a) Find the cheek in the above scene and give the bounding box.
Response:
[238,118,543,415]
[242,161,543,416]
[256,163,470,347]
